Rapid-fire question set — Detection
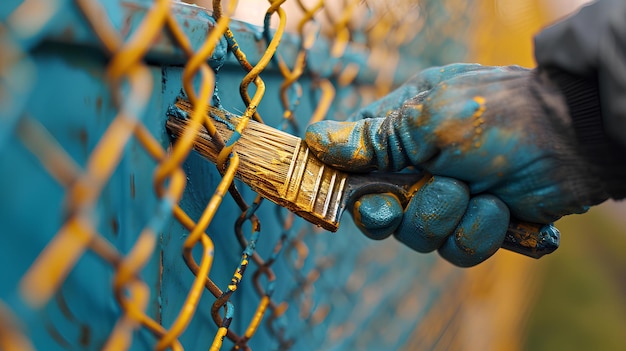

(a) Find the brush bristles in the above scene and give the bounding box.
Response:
[166,105,298,193]
[235,125,300,186]
[166,100,348,231]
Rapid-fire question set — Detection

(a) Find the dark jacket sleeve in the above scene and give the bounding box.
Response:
[534,0,626,199]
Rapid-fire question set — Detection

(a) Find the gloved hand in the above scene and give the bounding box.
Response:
[305,63,608,267]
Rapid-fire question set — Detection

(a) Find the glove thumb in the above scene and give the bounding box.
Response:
[351,193,404,240]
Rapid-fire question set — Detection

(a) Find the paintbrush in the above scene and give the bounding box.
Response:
[166,98,560,259]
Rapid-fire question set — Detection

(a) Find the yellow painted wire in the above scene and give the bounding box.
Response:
[106,0,170,80]
[216,0,287,169]
[104,230,156,351]
[209,327,229,351]
[0,302,35,351]
[18,0,156,306]
[244,295,270,339]
[19,215,95,308]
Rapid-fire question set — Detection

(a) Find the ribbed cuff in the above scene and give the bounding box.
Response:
[543,68,626,199]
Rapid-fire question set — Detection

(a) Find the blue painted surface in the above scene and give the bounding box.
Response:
[0,0,471,350]
[1,42,155,350]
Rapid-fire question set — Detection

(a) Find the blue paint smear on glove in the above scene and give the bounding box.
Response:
[305,63,607,267]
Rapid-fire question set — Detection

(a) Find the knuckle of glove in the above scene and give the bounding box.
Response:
[438,195,510,267]
[416,69,587,216]
[394,177,469,253]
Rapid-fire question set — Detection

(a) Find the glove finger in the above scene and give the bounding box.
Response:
[304,64,502,172]
[305,108,436,172]
[403,63,493,90]
[346,64,483,121]
[351,193,404,240]
[394,176,469,253]
[437,194,509,267]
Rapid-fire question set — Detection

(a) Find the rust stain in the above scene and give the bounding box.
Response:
[110,216,119,237]
[119,2,140,39]
[77,128,88,149]
[66,126,89,159]
[79,325,91,347]
[95,96,103,113]
[512,224,539,247]
[156,249,163,325]
[130,173,136,199]
[60,26,75,41]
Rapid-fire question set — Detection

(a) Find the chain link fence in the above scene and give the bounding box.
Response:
[0,0,537,350]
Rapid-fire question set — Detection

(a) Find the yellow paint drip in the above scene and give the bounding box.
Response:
[435,95,486,152]
[351,137,369,164]
[473,96,486,108]
[326,122,355,144]
[352,199,363,228]
[471,96,486,149]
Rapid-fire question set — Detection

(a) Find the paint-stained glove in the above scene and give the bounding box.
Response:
[305,63,608,267]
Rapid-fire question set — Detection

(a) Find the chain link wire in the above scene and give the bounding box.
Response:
[0,0,536,350]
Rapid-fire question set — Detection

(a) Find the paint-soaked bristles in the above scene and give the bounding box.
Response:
[166,99,353,231]
[166,101,301,199]
[232,125,299,184]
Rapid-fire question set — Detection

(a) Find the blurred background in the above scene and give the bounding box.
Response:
[525,201,626,351]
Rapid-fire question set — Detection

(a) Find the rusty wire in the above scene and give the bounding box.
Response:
[0,0,449,350]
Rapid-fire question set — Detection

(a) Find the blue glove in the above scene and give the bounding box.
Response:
[305,64,608,267]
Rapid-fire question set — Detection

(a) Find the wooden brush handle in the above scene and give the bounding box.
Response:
[345,172,559,259]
